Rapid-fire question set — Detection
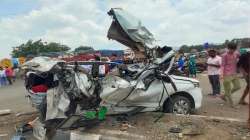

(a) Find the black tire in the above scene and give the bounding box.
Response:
[164,95,192,114]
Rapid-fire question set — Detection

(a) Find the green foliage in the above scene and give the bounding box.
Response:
[179,43,225,53]
[12,39,70,57]
[74,46,94,54]
[178,38,250,53]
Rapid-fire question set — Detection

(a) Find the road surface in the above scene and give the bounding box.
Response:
[0,80,34,113]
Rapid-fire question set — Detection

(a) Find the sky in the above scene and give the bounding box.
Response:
[0,0,250,58]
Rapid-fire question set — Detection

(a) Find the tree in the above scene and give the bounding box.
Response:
[12,39,70,57]
[74,46,94,54]
[179,45,189,53]
[179,43,225,53]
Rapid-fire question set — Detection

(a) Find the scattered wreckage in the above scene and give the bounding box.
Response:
[18,8,202,139]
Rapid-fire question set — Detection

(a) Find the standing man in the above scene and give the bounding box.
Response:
[237,52,250,128]
[221,43,241,107]
[207,49,222,97]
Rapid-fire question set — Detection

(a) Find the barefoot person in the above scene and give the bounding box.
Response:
[221,42,241,107]
[207,49,222,97]
[237,52,250,128]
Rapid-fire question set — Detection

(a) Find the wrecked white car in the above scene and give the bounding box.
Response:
[22,8,202,137]
[105,8,202,114]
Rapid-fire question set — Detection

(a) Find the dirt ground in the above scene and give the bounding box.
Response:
[0,74,249,140]
[1,112,249,140]
[94,112,250,140]
[197,73,249,121]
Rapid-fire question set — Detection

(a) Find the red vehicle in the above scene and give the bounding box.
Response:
[62,52,101,62]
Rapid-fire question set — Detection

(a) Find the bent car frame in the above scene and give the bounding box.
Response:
[21,8,202,138]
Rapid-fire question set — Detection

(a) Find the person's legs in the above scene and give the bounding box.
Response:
[223,76,234,106]
[211,75,217,95]
[231,76,241,94]
[3,77,7,85]
[214,75,221,95]
[13,75,16,82]
[0,77,5,86]
[194,67,197,78]
[189,67,194,78]
[7,76,12,85]
[239,76,250,104]
[0,77,3,87]
[208,75,216,95]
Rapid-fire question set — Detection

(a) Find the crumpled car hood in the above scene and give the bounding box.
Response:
[107,8,156,52]
[22,57,65,72]
[170,75,199,83]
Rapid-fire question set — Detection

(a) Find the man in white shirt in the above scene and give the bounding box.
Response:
[207,49,222,96]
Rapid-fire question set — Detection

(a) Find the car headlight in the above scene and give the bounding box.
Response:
[193,82,200,88]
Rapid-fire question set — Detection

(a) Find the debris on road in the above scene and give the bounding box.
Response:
[0,109,12,116]
[0,112,250,140]
[120,122,130,131]
[0,133,8,138]
[120,123,129,131]
[16,111,38,117]
[169,126,182,133]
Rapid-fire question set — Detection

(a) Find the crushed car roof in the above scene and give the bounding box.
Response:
[22,57,65,72]
[107,8,156,52]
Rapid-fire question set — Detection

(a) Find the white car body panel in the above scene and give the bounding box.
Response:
[170,75,202,109]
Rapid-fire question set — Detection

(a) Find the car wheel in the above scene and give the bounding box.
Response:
[164,96,192,115]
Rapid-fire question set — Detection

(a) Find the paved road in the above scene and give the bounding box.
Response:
[0,80,34,113]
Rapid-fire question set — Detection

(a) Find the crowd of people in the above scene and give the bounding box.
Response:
[0,67,17,87]
[177,53,199,78]
[178,42,250,127]
[206,43,250,108]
